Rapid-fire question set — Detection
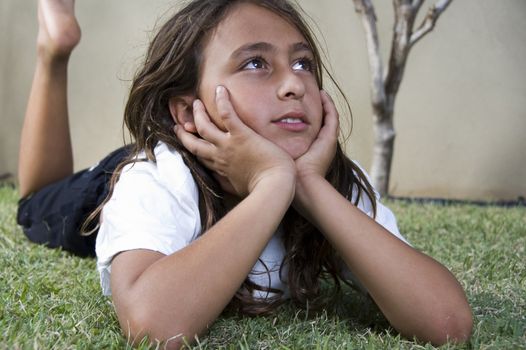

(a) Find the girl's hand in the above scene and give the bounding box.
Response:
[293,91,339,217]
[295,90,339,181]
[175,86,296,197]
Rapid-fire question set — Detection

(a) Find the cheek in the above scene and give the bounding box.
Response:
[229,94,263,129]
[198,78,264,132]
[221,81,268,130]
[311,93,323,129]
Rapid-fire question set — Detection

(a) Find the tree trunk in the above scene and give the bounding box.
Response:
[352,0,453,197]
[370,112,395,197]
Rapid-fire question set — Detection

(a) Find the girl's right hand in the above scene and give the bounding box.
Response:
[175,86,296,197]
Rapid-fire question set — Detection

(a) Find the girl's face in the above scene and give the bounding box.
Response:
[198,3,323,160]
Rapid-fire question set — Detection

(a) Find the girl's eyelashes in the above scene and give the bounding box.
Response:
[241,56,267,70]
[240,56,316,73]
[292,56,315,73]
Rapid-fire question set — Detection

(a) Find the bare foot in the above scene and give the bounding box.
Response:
[37,0,81,61]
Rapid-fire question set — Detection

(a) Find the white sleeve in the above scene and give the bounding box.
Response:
[95,162,201,295]
[372,199,409,245]
[350,162,409,244]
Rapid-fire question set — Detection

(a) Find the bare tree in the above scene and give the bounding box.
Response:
[352,0,453,196]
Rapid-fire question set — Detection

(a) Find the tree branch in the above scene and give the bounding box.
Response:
[411,0,424,12]
[410,0,453,46]
[383,1,416,102]
[352,0,386,113]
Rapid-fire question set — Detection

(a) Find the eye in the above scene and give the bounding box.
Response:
[292,57,314,72]
[242,56,267,70]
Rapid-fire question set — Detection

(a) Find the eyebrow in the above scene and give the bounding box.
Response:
[290,42,312,54]
[230,41,313,60]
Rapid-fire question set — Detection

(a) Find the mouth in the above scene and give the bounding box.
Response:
[273,112,308,124]
[276,117,304,124]
[272,112,308,131]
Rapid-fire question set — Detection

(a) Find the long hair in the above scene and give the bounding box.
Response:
[87,0,378,315]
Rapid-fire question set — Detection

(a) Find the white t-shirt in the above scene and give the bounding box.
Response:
[96,142,408,296]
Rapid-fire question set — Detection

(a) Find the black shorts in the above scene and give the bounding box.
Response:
[17,146,131,257]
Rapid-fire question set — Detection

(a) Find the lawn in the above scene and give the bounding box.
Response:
[0,185,524,349]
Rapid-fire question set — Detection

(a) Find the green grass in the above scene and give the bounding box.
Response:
[0,185,524,349]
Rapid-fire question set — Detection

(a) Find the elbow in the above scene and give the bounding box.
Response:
[121,305,195,350]
[424,303,473,346]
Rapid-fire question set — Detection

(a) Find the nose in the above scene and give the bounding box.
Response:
[277,70,306,101]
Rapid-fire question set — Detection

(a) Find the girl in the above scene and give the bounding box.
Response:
[18,0,473,348]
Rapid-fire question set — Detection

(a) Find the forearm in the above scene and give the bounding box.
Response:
[18,57,73,197]
[111,175,295,347]
[295,175,472,345]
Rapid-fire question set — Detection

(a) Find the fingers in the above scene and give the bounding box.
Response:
[192,99,225,144]
[196,156,226,176]
[319,90,340,139]
[215,86,248,133]
[174,86,243,163]
[175,124,228,176]
[174,124,216,161]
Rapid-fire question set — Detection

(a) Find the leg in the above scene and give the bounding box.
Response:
[18,0,81,198]
[17,146,131,257]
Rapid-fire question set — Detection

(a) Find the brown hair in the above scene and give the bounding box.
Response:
[87,0,377,315]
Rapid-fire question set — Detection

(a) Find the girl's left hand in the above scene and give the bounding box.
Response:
[295,90,339,181]
[293,91,339,216]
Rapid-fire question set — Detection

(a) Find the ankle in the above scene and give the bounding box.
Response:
[36,46,73,67]
[35,51,71,73]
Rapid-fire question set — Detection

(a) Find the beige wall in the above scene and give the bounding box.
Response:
[2,0,525,200]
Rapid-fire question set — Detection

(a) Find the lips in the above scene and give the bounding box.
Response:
[276,117,303,124]
[272,112,308,131]
[273,112,308,124]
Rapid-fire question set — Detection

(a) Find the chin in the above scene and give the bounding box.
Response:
[282,143,310,160]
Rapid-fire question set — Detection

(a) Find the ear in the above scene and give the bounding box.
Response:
[169,95,197,133]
